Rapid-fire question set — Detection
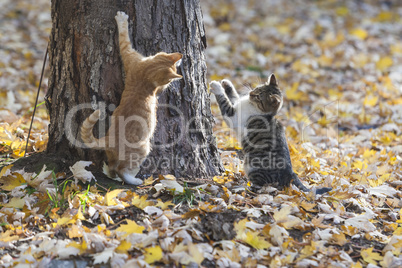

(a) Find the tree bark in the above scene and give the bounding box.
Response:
[45,0,224,178]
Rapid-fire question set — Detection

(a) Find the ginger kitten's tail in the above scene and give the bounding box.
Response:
[81,110,103,148]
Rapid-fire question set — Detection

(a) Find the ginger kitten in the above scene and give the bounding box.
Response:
[80,11,182,185]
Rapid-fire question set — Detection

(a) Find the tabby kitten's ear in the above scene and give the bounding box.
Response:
[267,73,278,86]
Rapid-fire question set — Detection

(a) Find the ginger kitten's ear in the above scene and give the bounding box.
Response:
[167,52,183,63]
[168,72,182,81]
[267,73,278,86]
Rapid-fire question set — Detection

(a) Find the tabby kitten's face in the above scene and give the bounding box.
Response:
[249,74,283,115]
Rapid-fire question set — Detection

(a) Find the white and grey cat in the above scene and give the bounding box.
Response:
[210,75,331,194]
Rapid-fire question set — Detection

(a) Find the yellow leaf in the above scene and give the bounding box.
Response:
[363,149,376,160]
[234,218,248,235]
[300,201,317,212]
[352,160,367,171]
[376,11,393,22]
[115,219,145,236]
[351,262,363,268]
[391,43,402,54]
[350,28,368,40]
[273,206,305,229]
[57,216,74,226]
[332,190,358,200]
[361,247,383,265]
[292,61,310,75]
[155,199,175,210]
[352,53,369,68]
[0,230,19,242]
[116,240,132,253]
[143,176,155,186]
[4,197,25,209]
[0,173,26,191]
[363,95,378,107]
[376,57,393,72]
[276,25,290,35]
[144,245,163,264]
[241,231,272,250]
[336,6,349,16]
[394,227,402,235]
[213,176,226,184]
[286,82,307,101]
[132,194,153,209]
[219,22,231,31]
[105,189,124,206]
[68,225,84,238]
[188,243,204,264]
[67,240,87,254]
[310,158,321,169]
[330,232,348,246]
[74,207,86,221]
[0,165,12,177]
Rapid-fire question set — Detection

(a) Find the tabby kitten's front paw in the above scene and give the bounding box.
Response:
[221,79,235,90]
[209,81,224,95]
[115,11,129,25]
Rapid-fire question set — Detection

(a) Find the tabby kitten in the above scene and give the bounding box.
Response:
[210,75,331,194]
[80,11,182,185]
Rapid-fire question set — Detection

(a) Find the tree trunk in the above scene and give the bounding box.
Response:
[45,0,224,178]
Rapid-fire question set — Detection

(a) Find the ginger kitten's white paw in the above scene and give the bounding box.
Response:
[121,172,143,186]
[209,81,224,95]
[115,11,128,25]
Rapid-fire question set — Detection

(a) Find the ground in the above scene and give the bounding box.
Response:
[0,0,402,267]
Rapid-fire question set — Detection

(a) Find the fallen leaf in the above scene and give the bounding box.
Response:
[144,245,163,264]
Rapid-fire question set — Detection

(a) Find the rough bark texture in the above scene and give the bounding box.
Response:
[45,0,224,178]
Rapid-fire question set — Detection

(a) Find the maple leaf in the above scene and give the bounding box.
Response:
[132,194,153,209]
[0,164,12,177]
[104,189,125,206]
[0,173,26,191]
[188,243,204,265]
[361,247,383,265]
[273,205,305,229]
[330,232,348,246]
[3,197,25,209]
[57,217,73,226]
[285,82,308,101]
[92,247,115,265]
[0,230,19,242]
[68,224,84,238]
[241,231,272,250]
[155,199,175,210]
[25,165,53,192]
[115,219,145,236]
[69,161,95,184]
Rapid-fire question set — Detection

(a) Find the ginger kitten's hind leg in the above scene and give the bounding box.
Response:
[116,167,143,186]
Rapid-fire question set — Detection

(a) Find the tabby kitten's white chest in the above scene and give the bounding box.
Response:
[229,97,261,140]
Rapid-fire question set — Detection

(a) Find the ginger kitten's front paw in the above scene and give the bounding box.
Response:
[115,11,128,25]
[209,81,224,95]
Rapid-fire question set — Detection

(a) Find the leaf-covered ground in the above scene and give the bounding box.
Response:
[1,0,402,267]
